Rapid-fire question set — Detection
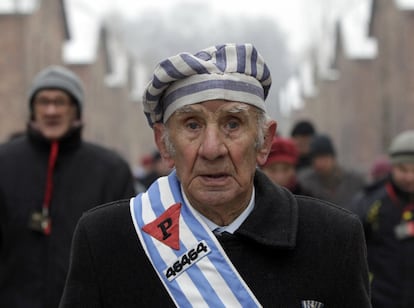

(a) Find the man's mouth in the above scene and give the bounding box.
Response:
[202,172,228,178]
[199,173,231,183]
[44,118,61,125]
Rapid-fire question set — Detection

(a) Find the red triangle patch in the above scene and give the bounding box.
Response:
[142,203,181,250]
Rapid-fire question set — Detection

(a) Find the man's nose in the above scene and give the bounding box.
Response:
[44,103,59,113]
[198,126,228,160]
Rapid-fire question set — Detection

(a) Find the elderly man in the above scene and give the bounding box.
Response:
[352,130,414,307]
[60,44,370,307]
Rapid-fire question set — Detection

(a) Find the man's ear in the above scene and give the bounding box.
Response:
[256,120,277,166]
[153,123,175,169]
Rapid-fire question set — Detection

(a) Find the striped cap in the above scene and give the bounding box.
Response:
[143,43,272,127]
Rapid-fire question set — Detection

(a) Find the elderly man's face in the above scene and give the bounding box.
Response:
[32,89,77,140]
[155,100,275,217]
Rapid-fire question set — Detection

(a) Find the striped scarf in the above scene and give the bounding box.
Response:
[130,170,261,307]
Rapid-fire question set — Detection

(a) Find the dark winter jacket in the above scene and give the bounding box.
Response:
[289,180,313,197]
[299,166,366,210]
[351,177,414,308]
[0,125,136,308]
[60,171,371,307]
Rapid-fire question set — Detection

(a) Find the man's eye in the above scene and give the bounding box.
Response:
[186,122,200,130]
[226,120,240,130]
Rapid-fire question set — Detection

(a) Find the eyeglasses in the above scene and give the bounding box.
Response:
[33,97,73,108]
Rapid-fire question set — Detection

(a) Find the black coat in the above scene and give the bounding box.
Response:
[351,178,414,308]
[0,126,136,308]
[60,171,371,307]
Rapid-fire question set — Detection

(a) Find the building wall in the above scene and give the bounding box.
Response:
[0,15,26,140]
[69,34,154,166]
[0,0,154,167]
[292,0,414,174]
[0,0,66,140]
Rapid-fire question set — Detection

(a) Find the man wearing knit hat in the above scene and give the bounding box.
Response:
[61,44,370,307]
[290,119,316,171]
[299,134,366,208]
[0,65,135,308]
[352,130,414,307]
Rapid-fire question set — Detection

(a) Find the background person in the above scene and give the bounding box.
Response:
[259,136,312,196]
[60,43,370,307]
[351,130,414,307]
[0,65,136,308]
[299,134,366,209]
[290,119,316,172]
[369,155,392,184]
[134,150,174,192]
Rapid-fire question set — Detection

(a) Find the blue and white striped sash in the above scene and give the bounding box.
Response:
[130,171,261,307]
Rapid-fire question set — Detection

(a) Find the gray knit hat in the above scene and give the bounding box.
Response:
[143,43,271,127]
[389,130,414,164]
[29,65,84,118]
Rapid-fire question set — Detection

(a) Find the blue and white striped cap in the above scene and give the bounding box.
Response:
[143,43,272,127]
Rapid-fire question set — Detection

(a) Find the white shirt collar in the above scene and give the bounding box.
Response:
[182,186,255,235]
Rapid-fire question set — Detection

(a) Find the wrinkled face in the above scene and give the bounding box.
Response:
[392,163,414,193]
[32,89,77,140]
[261,162,296,187]
[312,155,336,175]
[154,100,275,215]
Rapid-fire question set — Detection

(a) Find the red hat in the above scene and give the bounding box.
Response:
[370,156,391,179]
[262,137,299,167]
[140,154,154,167]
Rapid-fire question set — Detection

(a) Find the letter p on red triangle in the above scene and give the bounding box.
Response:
[142,203,181,250]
